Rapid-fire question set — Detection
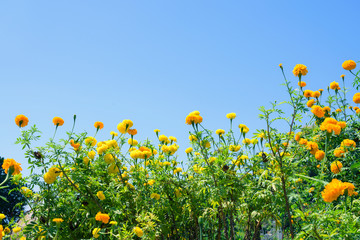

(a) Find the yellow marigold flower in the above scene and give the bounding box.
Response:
[258,132,265,139]
[357,109,360,114]
[229,145,241,152]
[189,135,198,142]
[95,212,110,224]
[154,129,160,133]
[200,141,211,148]
[15,115,29,128]
[319,89,324,92]
[306,141,319,155]
[336,108,342,113]
[238,124,249,133]
[279,63,283,68]
[341,139,356,149]
[159,135,168,143]
[317,164,320,168]
[92,228,101,238]
[52,117,64,126]
[94,121,104,130]
[108,164,119,174]
[353,93,360,104]
[323,106,331,113]
[293,64,308,76]
[209,157,216,164]
[216,129,225,136]
[169,136,177,142]
[334,148,345,158]
[52,218,64,223]
[103,153,114,164]
[12,226,21,233]
[330,81,339,90]
[133,226,144,237]
[128,138,138,146]
[88,151,96,159]
[342,60,356,70]
[96,191,105,200]
[0,214,6,220]
[110,131,118,137]
[150,193,161,200]
[315,150,325,161]
[109,221,117,225]
[242,138,251,145]
[84,136,97,147]
[127,128,137,136]
[303,90,313,98]
[321,179,355,202]
[311,91,321,98]
[147,179,155,186]
[251,139,258,145]
[185,112,203,125]
[2,158,22,175]
[298,81,306,87]
[331,161,343,174]
[226,113,236,120]
[20,187,33,197]
[309,187,315,193]
[311,105,325,118]
[320,118,342,135]
[299,138,308,146]
[83,157,90,165]
[173,167,182,174]
[185,147,193,154]
[306,99,315,107]
[44,172,56,184]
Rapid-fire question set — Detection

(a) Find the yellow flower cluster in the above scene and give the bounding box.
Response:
[173,167,182,174]
[20,187,33,197]
[306,141,319,155]
[2,158,22,175]
[341,139,356,149]
[97,140,119,155]
[321,179,356,203]
[44,166,61,184]
[117,119,133,134]
[229,145,241,152]
[84,136,97,147]
[133,227,144,237]
[130,146,155,159]
[320,118,346,135]
[311,105,325,118]
[238,124,249,133]
[95,212,110,224]
[193,164,205,174]
[161,144,179,155]
[185,111,203,125]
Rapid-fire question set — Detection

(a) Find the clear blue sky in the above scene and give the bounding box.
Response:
[1,1,359,176]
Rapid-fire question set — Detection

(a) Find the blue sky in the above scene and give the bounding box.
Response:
[1,1,359,176]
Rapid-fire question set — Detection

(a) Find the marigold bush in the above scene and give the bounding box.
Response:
[1,60,360,239]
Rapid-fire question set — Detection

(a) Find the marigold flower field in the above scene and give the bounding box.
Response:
[1,60,360,239]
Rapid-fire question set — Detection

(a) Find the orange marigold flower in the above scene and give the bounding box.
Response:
[323,106,331,113]
[306,141,319,155]
[337,121,346,129]
[299,138,308,146]
[127,128,137,136]
[321,179,346,202]
[306,99,315,108]
[330,81,339,90]
[342,60,356,71]
[341,139,356,149]
[298,81,306,87]
[311,105,325,118]
[334,148,345,158]
[2,159,22,175]
[331,161,343,174]
[340,74,345,78]
[303,90,313,98]
[343,182,356,196]
[353,93,360,104]
[294,133,301,141]
[70,139,80,149]
[94,121,104,130]
[315,150,325,161]
[52,117,64,126]
[95,212,110,224]
[15,115,29,128]
[293,64,308,77]
[320,118,342,135]
[312,91,321,98]
[185,112,203,125]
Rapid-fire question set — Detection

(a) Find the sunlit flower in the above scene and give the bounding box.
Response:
[84,137,97,147]
[331,161,343,174]
[185,111,203,125]
[226,113,236,120]
[52,117,64,126]
[110,131,118,137]
[2,158,22,175]
[15,115,29,128]
[185,147,193,154]
[306,99,315,107]
[315,150,325,161]
[229,145,241,152]
[133,227,144,237]
[127,129,137,136]
[169,136,177,142]
[128,139,138,146]
[353,93,360,104]
[311,91,321,98]
[92,228,101,238]
[293,64,308,76]
[96,191,105,200]
[94,121,104,130]
[52,218,64,223]
[330,81,339,90]
[334,148,345,158]
[342,60,356,70]
[303,90,313,98]
[150,193,160,200]
[311,105,325,118]
[95,212,110,224]
[298,81,306,87]
[238,124,249,133]
[216,129,225,136]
